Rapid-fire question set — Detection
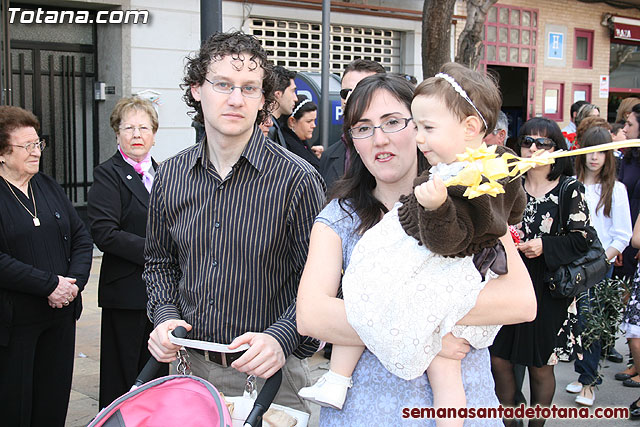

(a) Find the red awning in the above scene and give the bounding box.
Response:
[614,22,640,41]
[612,16,640,42]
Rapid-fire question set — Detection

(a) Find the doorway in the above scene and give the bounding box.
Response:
[3,4,99,207]
[488,65,528,147]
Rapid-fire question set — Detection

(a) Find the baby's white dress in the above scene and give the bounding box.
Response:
[342,163,502,380]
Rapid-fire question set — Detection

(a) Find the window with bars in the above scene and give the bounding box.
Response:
[249,18,401,74]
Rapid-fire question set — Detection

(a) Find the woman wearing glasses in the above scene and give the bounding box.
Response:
[87,97,164,409]
[490,117,593,426]
[0,106,93,426]
[297,74,535,425]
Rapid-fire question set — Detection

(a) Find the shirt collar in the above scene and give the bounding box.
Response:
[188,125,266,173]
[188,134,207,171]
[241,125,267,173]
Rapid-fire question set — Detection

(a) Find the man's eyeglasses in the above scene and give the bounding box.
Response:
[10,139,46,153]
[349,117,413,139]
[204,78,264,99]
[119,125,153,135]
[519,136,556,150]
[340,88,352,101]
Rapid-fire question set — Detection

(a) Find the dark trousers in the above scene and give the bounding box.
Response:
[573,287,603,386]
[573,267,613,386]
[0,313,76,427]
[99,308,166,409]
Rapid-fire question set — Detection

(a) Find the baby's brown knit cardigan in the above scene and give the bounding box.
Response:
[397,145,527,258]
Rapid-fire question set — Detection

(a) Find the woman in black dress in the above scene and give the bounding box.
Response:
[0,106,93,426]
[490,117,592,427]
[282,95,321,170]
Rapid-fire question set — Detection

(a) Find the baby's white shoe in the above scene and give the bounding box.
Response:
[298,370,353,410]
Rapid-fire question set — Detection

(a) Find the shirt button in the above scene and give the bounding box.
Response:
[218,184,224,190]
[215,222,220,228]
[209,299,215,306]
[212,260,218,267]
[54,212,61,219]
[63,235,68,241]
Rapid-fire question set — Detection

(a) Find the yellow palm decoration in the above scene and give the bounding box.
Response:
[446,140,640,199]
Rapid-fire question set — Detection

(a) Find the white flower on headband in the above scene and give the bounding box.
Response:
[435,72,488,130]
[292,99,312,118]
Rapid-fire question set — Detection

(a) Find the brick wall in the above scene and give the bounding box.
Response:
[453,0,640,128]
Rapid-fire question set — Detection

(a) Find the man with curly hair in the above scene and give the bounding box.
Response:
[144,31,325,411]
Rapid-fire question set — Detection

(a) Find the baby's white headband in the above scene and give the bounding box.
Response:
[291,99,312,118]
[435,72,488,130]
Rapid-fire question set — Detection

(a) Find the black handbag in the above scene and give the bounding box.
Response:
[545,178,609,299]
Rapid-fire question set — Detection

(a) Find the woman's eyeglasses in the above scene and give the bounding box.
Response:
[10,139,46,153]
[119,126,153,135]
[519,136,556,150]
[348,117,413,139]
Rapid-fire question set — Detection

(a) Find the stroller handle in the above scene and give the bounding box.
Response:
[134,326,188,387]
[244,369,283,427]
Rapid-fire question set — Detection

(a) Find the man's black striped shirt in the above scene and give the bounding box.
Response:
[144,126,325,358]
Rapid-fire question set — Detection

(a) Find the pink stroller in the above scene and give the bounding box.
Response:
[88,327,281,427]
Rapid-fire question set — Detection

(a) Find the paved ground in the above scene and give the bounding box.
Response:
[67,255,638,426]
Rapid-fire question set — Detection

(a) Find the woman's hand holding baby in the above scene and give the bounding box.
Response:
[415,175,448,211]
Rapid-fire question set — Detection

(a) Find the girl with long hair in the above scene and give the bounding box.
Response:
[566,127,632,406]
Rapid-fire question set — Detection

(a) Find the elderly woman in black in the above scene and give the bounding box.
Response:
[0,106,92,426]
[87,97,165,409]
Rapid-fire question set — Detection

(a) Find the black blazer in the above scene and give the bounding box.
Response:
[319,137,347,193]
[0,172,93,345]
[87,152,157,310]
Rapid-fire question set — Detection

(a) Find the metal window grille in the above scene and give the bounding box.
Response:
[250,18,401,73]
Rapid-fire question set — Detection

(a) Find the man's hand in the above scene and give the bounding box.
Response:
[229,332,285,379]
[437,333,471,360]
[517,238,543,258]
[148,319,192,363]
[414,175,447,211]
[48,276,79,308]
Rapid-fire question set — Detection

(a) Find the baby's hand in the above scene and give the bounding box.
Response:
[414,175,447,210]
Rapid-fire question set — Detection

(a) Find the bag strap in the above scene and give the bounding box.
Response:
[556,177,573,235]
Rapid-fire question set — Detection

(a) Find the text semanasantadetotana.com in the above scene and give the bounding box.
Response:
[402,404,629,420]
[8,7,149,24]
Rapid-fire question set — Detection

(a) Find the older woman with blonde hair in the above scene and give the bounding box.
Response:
[87,96,164,408]
[0,106,93,426]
